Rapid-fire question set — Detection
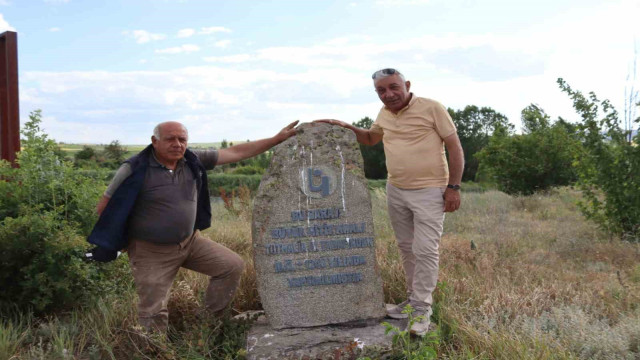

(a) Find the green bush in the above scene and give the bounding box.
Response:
[0,110,123,315]
[208,173,262,196]
[558,79,640,240]
[475,106,579,195]
[2,111,104,233]
[74,145,96,161]
[0,210,109,313]
[76,169,115,182]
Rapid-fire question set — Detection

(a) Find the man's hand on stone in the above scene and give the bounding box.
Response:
[443,188,461,213]
[313,119,349,128]
[275,120,300,143]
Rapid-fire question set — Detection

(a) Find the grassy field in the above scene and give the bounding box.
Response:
[59,142,231,155]
[2,187,639,359]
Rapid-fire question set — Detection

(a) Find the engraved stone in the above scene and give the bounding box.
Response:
[252,122,386,329]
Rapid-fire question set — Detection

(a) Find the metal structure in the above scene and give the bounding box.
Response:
[0,31,19,165]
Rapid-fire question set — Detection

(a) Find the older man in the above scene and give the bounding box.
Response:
[87,120,298,332]
[318,68,463,336]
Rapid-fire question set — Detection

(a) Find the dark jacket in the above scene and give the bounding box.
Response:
[87,145,212,251]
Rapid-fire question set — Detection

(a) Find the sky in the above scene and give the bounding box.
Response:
[1,0,639,144]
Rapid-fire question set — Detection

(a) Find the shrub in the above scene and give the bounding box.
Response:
[475,106,579,195]
[208,173,262,196]
[74,145,96,161]
[0,210,111,313]
[558,78,640,240]
[0,110,123,315]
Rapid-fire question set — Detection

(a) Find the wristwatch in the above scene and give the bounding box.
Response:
[447,184,461,190]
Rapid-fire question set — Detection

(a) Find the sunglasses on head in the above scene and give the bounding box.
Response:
[371,68,397,79]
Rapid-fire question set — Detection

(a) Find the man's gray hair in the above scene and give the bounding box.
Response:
[152,122,188,139]
[371,68,405,82]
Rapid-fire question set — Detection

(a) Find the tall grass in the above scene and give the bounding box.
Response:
[2,187,639,358]
[435,188,640,359]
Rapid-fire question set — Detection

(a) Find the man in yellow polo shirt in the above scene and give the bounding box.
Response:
[318,68,464,336]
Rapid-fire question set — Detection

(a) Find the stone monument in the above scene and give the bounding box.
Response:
[252,122,386,330]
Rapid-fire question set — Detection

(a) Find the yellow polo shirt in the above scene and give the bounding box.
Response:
[370,94,456,189]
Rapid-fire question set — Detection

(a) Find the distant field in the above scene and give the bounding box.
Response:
[58,142,226,158]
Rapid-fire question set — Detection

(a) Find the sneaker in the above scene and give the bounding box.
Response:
[386,299,410,319]
[409,306,433,337]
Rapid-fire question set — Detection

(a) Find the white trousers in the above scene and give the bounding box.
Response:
[386,183,445,306]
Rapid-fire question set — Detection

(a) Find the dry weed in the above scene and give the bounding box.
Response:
[435,187,640,358]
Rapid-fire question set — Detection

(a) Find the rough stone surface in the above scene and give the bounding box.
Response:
[252,122,386,329]
[245,314,404,360]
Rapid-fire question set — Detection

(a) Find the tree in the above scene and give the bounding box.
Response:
[558,78,640,241]
[448,105,513,182]
[475,105,579,195]
[521,104,550,134]
[103,140,127,163]
[352,117,387,179]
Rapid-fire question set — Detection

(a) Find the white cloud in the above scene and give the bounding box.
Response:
[0,14,15,31]
[20,1,640,143]
[39,115,133,144]
[49,27,61,32]
[199,26,231,34]
[139,59,148,64]
[214,40,231,48]
[43,0,70,3]
[155,44,200,54]
[176,28,195,38]
[325,37,350,46]
[124,30,167,44]
[0,0,10,6]
[20,66,370,143]
[203,54,252,63]
[266,102,314,110]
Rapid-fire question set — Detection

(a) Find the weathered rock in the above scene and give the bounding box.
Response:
[252,122,386,329]
[245,314,404,360]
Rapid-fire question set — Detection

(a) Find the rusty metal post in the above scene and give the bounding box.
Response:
[0,31,20,165]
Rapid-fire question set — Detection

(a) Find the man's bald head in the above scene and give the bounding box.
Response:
[153,121,189,141]
[151,121,189,167]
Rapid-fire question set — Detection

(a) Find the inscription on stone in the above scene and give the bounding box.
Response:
[252,122,385,329]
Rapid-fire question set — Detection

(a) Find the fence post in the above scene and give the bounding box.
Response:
[0,31,20,166]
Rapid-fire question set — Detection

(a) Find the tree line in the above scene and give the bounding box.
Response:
[62,79,639,241]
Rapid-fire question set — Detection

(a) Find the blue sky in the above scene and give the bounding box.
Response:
[2,0,638,144]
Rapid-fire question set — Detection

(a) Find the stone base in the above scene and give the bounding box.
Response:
[243,312,405,360]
